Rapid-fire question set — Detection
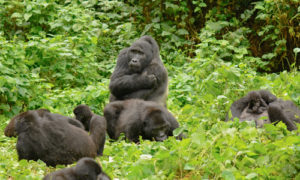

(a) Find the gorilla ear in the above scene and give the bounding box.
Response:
[146,108,165,124]
[87,159,102,175]
[146,108,162,117]
[23,111,37,122]
[75,158,102,175]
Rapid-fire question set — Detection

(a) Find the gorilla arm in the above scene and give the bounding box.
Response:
[122,62,167,101]
[226,96,249,121]
[109,51,157,98]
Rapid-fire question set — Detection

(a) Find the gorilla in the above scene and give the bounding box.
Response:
[227,90,300,130]
[43,157,110,180]
[268,99,300,131]
[103,99,180,143]
[245,91,268,114]
[228,90,277,121]
[73,105,107,155]
[6,109,97,166]
[4,109,84,137]
[109,36,168,106]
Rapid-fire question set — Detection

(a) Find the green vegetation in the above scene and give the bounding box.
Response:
[0,0,299,179]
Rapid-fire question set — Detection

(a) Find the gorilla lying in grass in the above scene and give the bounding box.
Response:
[104,99,181,142]
[109,36,168,106]
[4,109,101,166]
[73,105,107,156]
[227,90,300,130]
[4,109,84,137]
[43,157,110,180]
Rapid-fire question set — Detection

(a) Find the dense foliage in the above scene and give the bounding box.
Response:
[0,0,299,179]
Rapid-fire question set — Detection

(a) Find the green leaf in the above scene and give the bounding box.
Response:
[11,13,22,18]
[184,163,195,170]
[222,170,235,180]
[162,31,171,36]
[246,173,258,179]
[177,29,189,35]
[72,24,82,32]
[24,13,32,21]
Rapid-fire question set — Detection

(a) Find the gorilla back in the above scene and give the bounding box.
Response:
[14,110,97,166]
[109,36,168,106]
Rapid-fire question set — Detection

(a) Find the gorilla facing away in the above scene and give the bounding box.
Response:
[43,157,110,180]
[268,99,300,131]
[6,109,97,166]
[4,109,84,137]
[109,36,168,106]
[73,105,107,156]
[227,90,300,130]
[104,99,180,143]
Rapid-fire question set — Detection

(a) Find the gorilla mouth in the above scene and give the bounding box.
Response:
[129,63,141,73]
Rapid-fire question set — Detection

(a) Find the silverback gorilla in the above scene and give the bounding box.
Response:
[5,109,97,166]
[43,157,110,180]
[104,99,180,142]
[227,90,300,130]
[73,105,107,156]
[109,36,168,106]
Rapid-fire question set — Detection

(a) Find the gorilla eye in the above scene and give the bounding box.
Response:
[131,49,143,55]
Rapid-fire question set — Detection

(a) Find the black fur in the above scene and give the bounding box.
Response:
[268,99,300,131]
[227,90,300,130]
[104,99,180,142]
[4,109,84,137]
[12,110,96,166]
[43,157,110,180]
[109,36,168,106]
[73,105,107,155]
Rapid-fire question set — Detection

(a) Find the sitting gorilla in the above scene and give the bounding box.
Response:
[7,110,97,166]
[43,157,110,180]
[73,105,107,155]
[4,109,84,137]
[227,90,300,130]
[109,36,168,106]
[103,99,180,142]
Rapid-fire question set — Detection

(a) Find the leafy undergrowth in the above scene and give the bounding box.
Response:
[0,57,299,179]
[0,0,300,179]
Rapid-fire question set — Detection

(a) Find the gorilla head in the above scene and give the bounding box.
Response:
[73,157,102,180]
[73,104,93,131]
[43,157,110,180]
[142,108,170,141]
[128,40,153,73]
[246,91,267,114]
[127,35,160,73]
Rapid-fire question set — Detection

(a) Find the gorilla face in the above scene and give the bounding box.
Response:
[128,41,152,73]
[247,91,267,114]
[143,109,170,141]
